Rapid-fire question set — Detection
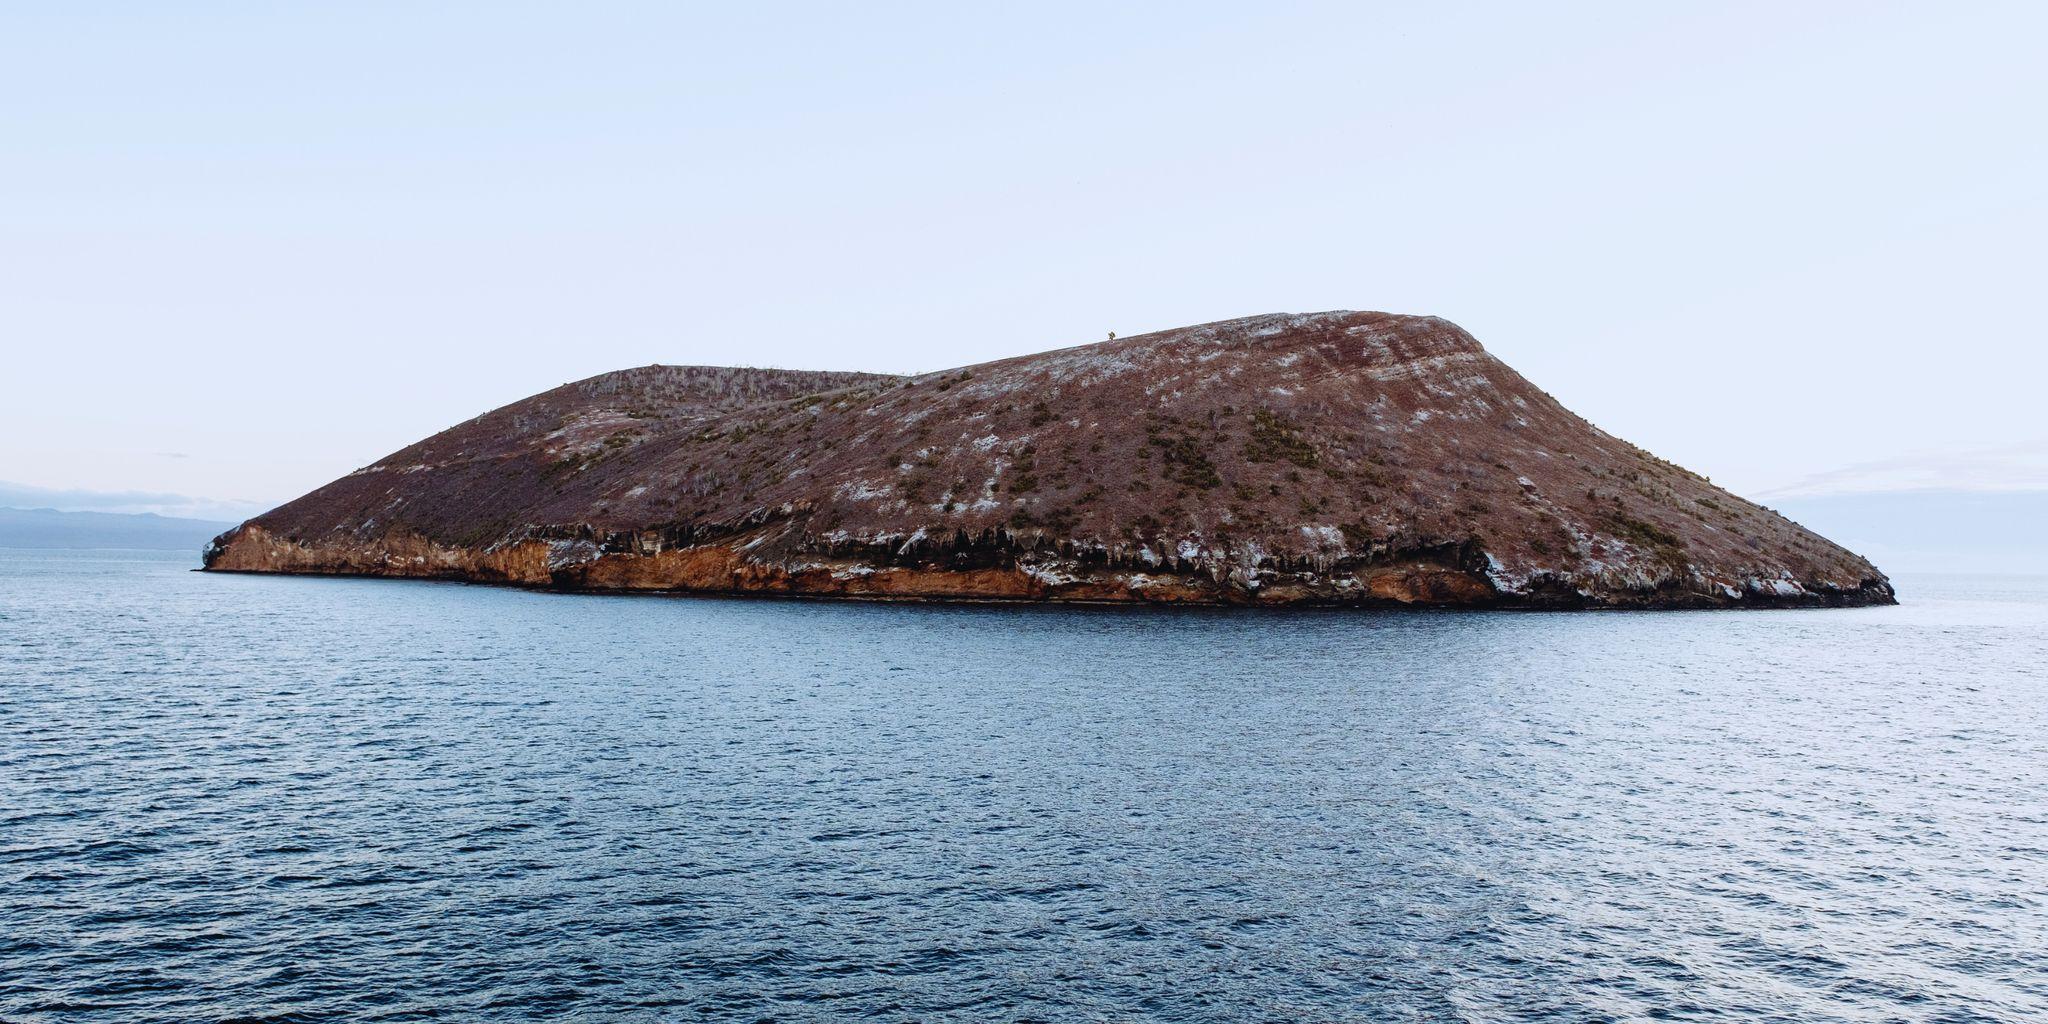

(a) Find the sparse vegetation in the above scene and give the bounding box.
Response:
[1607,512,1681,550]
[1241,408,1319,467]
[1144,420,1221,490]
[1008,505,1078,533]
[1008,445,1040,493]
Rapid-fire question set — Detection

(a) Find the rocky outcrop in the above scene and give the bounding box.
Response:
[204,312,1894,609]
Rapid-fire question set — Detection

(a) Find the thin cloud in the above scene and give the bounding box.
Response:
[1760,438,2048,499]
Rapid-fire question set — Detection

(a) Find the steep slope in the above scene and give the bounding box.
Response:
[204,312,1893,608]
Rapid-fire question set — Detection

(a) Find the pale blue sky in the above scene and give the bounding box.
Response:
[3,2,2042,519]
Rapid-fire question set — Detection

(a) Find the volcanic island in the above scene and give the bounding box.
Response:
[204,312,1893,609]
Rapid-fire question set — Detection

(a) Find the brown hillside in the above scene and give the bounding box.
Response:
[205,311,1892,608]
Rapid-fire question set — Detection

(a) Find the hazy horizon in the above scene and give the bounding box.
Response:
[5,3,2043,518]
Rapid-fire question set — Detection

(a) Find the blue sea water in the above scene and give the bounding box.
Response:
[2,548,2044,1022]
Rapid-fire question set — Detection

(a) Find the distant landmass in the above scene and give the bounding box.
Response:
[0,507,233,551]
[203,311,1892,608]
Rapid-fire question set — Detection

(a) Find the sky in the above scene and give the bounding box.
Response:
[2,2,2043,521]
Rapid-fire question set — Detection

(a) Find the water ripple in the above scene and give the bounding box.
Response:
[2,551,2045,1021]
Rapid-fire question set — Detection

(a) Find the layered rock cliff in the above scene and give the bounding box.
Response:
[204,312,1894,608]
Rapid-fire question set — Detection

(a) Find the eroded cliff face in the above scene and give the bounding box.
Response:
[203,312,1894,609]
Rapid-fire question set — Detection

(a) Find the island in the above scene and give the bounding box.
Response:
[204,311,1894,608]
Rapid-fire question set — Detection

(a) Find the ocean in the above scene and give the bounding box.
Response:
[3,549,2043,1021]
